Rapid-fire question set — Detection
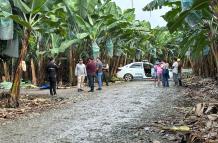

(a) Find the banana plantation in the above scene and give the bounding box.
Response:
[0,0,218,143]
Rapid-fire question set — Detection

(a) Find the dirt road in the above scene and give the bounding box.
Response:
[0,81,184,143]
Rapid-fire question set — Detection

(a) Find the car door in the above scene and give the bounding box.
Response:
[143,63,154,78]
[129,63,144,79]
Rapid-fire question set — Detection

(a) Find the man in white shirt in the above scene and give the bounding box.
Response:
[75,59,87,92]
[172,58,179,86]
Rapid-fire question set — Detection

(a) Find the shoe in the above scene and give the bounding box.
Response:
[80,89,84,91]
[88,90,94,92]
[97,88,102,90]
[78,89,81,92]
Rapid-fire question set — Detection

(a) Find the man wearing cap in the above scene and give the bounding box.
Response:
[75,59,87,92]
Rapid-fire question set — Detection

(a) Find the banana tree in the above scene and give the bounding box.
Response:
[0,0,66,107]
[74,14,105,59]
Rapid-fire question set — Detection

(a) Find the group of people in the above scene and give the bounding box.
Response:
[47,57,109,95]
[47,57,183,95]
[75,57,109,92]
[154,58,182,87]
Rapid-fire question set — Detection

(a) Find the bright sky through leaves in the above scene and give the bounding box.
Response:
[113,0,171,28]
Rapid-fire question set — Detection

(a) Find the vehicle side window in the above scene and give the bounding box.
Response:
[130,64,142,68]
[143,64,152,69]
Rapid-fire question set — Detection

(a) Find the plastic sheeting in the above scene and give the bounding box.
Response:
[106,38,113,57]
[92,41,100,59]
[0,0,13,40]
[2,35,19,58]
[203,46,210,56]
[114,48,123,56]
[135,49,141,60]
[181,0,200,28]
[185,12,201,28]
[181,0,193,10]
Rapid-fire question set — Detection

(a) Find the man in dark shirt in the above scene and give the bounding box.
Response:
[47,58,59,95]
[178,59,182,86]
[86,58,96,92]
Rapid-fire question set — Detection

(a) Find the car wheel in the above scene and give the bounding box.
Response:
[124,74,133,81]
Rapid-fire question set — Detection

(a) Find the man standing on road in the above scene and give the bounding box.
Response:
[177,59,183,86]
[162,62,170,87]
[102,59,109,86]
[96,58,103,90]
[172,58,179,86]
[75,59,87,92]
[86,58,96,92]
[47,58,59,96]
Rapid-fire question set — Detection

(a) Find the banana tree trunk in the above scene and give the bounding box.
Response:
[212,47,218,74]
[69,48,73,86]
[8,29,30,108]
[30,58,37,85]
[3,61,10,81]
[110,56,116,76]
[211,43,218,76]
[72,48,77,86]
[113,56,121,76]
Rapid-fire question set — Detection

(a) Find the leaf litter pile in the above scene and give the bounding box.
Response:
[0,93,68,121]
[138,77,218,143]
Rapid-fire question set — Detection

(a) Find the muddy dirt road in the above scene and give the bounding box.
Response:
[0,81,184,143]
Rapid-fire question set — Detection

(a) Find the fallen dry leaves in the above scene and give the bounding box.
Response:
[0,94,66,121]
